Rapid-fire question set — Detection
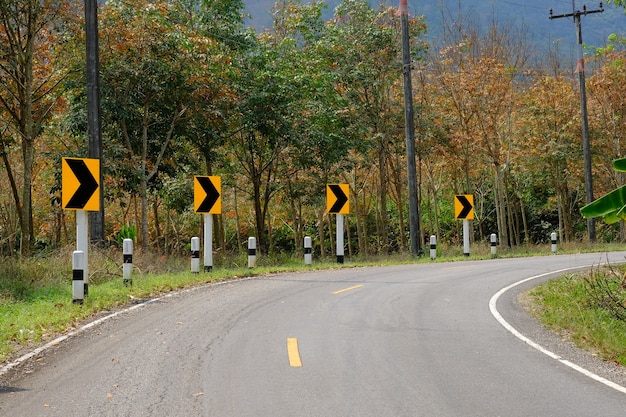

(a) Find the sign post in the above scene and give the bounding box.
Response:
[204,214,212,272]
[336,214,344,264]
[62,157,100,299]
[76,210,89,293]
[454,194,474,257]
[194,176,221,272]
[327,184,349,264]
[463,219,471,257]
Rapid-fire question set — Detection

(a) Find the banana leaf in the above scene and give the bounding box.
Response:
[613,157,626,173]
[581,184,626,224]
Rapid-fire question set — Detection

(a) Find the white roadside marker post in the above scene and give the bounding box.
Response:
[191,237,200,273]
[248,237,257,268]
[123,238,133,286]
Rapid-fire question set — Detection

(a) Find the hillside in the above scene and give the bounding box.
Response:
[245,0,626,51]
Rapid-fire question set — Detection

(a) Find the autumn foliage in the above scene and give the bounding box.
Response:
[1,0,626,260]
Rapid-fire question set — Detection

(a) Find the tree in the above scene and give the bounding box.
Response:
[268,0,350,253]
[228,32,302,254]
[0,0,78,256]
[581,48,626,234]
[519,74,582,242]
[587,49,626,240]
[606,0,626,10]
[429,15,533,246]
[322,0,426,254]
[98,0,206,249]
[172,0,251,252]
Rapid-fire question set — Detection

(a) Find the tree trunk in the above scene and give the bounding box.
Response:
[1,143,24,249]
[378,138,388,253]
[234,183,242,252]
[520,194,529,244]
[140,175,149,249]
[317,209,325,258]
[152,197,162,251]
[20,135,34,256]
[494,165,509,247]
[252,175,266,254]
[327,215,335,257]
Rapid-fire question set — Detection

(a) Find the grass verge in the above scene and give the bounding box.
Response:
[527,263,626,366]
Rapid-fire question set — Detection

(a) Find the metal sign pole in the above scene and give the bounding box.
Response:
[463,219,470,257]
[336,214,344,264]
[204,214,213,272]
[76,210,89,296]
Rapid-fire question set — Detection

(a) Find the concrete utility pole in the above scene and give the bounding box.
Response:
[85,0,105,244]
[398,0,422,256]
[549,2,603,243]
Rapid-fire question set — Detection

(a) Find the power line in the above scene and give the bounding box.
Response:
[550,2,604,243]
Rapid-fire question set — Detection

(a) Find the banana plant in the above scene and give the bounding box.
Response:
[581,157,626,223]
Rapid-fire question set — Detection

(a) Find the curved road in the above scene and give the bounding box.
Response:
[2,253,626,416]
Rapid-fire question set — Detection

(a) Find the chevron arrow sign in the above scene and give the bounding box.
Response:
[62,157,100,211]
[194,176,221,214]
[454,194,474,220]
[327,184,349,214]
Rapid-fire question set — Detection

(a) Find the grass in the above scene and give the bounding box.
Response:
[1,240,625,367]
[527,264,626,365]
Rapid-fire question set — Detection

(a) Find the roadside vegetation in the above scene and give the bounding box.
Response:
[3,0,626,263]
[528,261,626,366]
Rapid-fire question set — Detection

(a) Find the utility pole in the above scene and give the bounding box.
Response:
[398,0,422,256]
[549,2,603,243]
[85,0,105,244]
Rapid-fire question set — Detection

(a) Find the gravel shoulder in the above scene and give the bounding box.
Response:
[505,275,626,388]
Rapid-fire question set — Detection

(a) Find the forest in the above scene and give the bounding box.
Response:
[2,0,626,261]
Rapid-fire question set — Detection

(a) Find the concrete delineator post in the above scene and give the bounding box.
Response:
[430,235,436,260]
[72,250,85,305]
[191,237,200,273]
[248,237,257,268]
[123,238,133,286]
[304,236,312,265]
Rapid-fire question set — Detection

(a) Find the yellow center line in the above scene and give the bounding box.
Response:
[287,338,302,367]
[332,284,364,295]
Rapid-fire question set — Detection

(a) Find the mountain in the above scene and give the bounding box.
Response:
[244,0,626,52]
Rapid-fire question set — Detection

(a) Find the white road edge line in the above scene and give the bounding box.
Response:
[489,266,626,395]
[0,277,255,378]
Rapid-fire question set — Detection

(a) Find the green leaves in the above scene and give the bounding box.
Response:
[581,184,626,223]
[612,157,626,172]
[581,157,626,223]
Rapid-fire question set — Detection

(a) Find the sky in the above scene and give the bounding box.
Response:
[245,0,626,52]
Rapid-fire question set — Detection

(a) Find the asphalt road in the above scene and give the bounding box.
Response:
[2,253,626,416]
